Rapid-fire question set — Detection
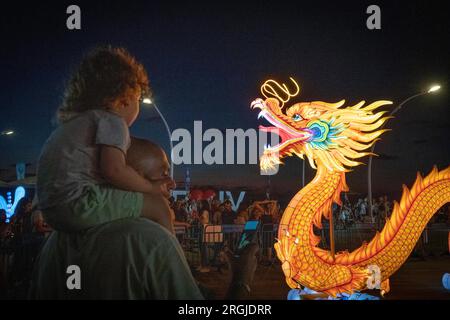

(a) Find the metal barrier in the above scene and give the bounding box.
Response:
[179,223,278,267]
[180,223,450,268]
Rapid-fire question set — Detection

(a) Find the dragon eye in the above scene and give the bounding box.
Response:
[292,114,302,122]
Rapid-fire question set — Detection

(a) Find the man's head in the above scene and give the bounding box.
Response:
[19,199,33,214]
[223,200,232,212]
[127,137,175,198]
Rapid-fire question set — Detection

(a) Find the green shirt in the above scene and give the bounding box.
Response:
[29,218,204,300]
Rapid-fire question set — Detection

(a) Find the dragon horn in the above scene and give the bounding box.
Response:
[260,77,300,108]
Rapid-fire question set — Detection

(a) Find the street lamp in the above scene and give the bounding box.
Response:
[367,84,441,222]
[428,85,441,93]
[301,160,306,187]
[1,130,15,136]
[141,97,174,179]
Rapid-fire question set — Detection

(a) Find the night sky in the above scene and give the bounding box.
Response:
[0,0,449,202]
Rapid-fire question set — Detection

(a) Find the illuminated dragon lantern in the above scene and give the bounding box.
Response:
[251,78,450,296]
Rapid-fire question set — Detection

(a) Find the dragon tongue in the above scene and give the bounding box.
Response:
[258,125,292,143]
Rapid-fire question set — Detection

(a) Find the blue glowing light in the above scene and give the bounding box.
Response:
[443,273,450,291]
[307,119,345,150]
[0,186,27,219]
[287,289,302,300]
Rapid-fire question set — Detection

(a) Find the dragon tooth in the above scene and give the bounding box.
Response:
[258,111,265,119]
[251,99,262,109]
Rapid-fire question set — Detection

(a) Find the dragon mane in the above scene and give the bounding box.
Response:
[286,99,393,172]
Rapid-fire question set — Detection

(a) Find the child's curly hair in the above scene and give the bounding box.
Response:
[57,46,150,123]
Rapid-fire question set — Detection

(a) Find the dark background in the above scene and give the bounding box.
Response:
[0,0,448,202]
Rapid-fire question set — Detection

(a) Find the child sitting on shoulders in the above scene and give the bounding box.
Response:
[37,46,173,233]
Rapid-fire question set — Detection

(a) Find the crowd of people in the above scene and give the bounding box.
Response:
[332,195,450,229]
[170,197,281,229]
[168,192,450,236]
[332,195,391,229]
[168,197,281,273]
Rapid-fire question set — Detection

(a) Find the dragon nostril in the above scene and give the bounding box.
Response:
[310,127,321,137]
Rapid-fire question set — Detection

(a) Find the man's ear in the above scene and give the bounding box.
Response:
[136,167,146,178]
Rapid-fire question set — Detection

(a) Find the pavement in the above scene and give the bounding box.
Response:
[193,255,450,300]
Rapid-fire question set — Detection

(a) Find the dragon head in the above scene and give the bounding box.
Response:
[252,78,393,172]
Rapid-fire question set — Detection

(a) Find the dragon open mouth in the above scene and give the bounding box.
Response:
[252,99,311,152]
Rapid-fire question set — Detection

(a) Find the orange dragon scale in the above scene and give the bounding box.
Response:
[251,78,450,296]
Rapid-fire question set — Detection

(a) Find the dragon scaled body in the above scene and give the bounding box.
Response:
[252,78,450,296]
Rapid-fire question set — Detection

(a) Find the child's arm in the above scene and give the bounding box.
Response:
[100,145,175,233]
[100,145,169,194]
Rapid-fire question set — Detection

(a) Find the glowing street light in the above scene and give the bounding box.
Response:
[368,83,442,221]
[142,97,152,104]
[1,130,15,136]
[140,97,174,179]
[428,85,441,93]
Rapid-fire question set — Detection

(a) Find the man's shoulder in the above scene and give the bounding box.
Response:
[46,218,181,268]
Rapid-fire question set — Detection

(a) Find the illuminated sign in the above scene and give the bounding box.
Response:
[0,186,26,219]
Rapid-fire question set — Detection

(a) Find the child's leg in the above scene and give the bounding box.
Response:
[43,186,174,233]
[141,193,175,234]
[44,186,144,232]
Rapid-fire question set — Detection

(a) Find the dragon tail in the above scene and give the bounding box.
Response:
[334,165,450,282]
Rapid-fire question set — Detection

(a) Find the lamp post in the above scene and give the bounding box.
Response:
[367,84,441,222]
[141,98,174,179]
[302,160,305,187]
